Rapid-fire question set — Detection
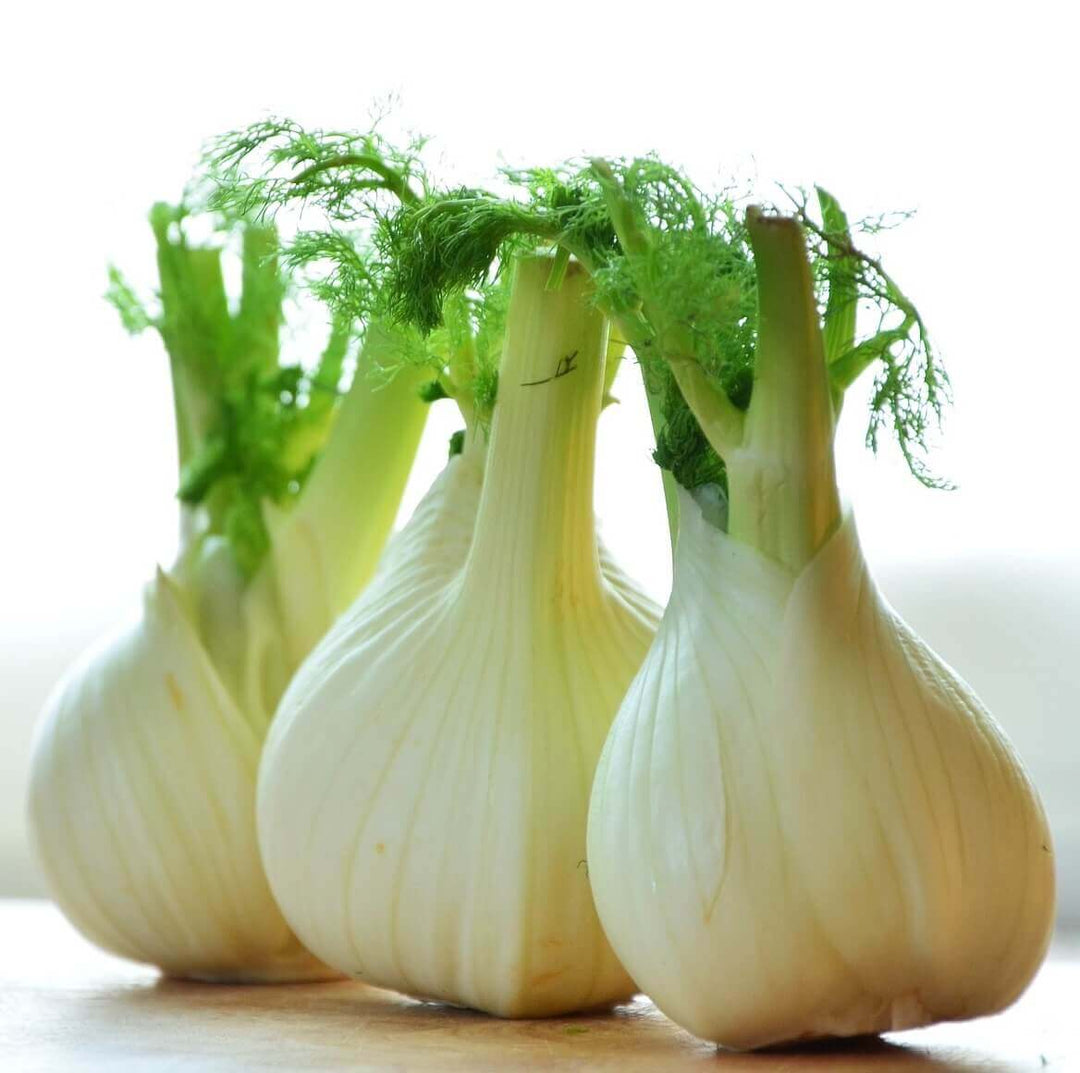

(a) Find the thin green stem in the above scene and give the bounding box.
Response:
[667,360,746,456]
[829,319,914,394]
[817,187,858,370]
[290,153,421,206]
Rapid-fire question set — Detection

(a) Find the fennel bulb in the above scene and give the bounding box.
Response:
[258,256,660,1017]
[27,570,325,980]
[27,208,428,981]
[586,204,1055,1047]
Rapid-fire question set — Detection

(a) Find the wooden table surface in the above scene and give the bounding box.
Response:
[1,900,1075,1072]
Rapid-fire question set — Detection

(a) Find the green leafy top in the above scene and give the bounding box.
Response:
[799,188,948,486]
[376,157,948,497]
[199,116,426,222]
[199,118,509,438]
[107,203,350,576]
[378,171,614,334]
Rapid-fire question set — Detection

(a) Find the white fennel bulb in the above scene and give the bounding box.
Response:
[587,196,1055,1048]
[27,570,326,980]
[258,256,660,1017]
[27,207,428,981]
[589,493,1054,1047]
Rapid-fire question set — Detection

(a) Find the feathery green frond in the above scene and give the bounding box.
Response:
[197,116,510,427]
[589,158,758,410]
[378,155,947,493]
[592,161,948,492]
[797,191,950,488]
[105,267,153,335]
[279,228,380,325]
[378,163,621,336]
[379,191,550,333]
[198,116,426,223]
[648,362,727,492]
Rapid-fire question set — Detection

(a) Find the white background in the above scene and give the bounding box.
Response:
[1,2,1077,921]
